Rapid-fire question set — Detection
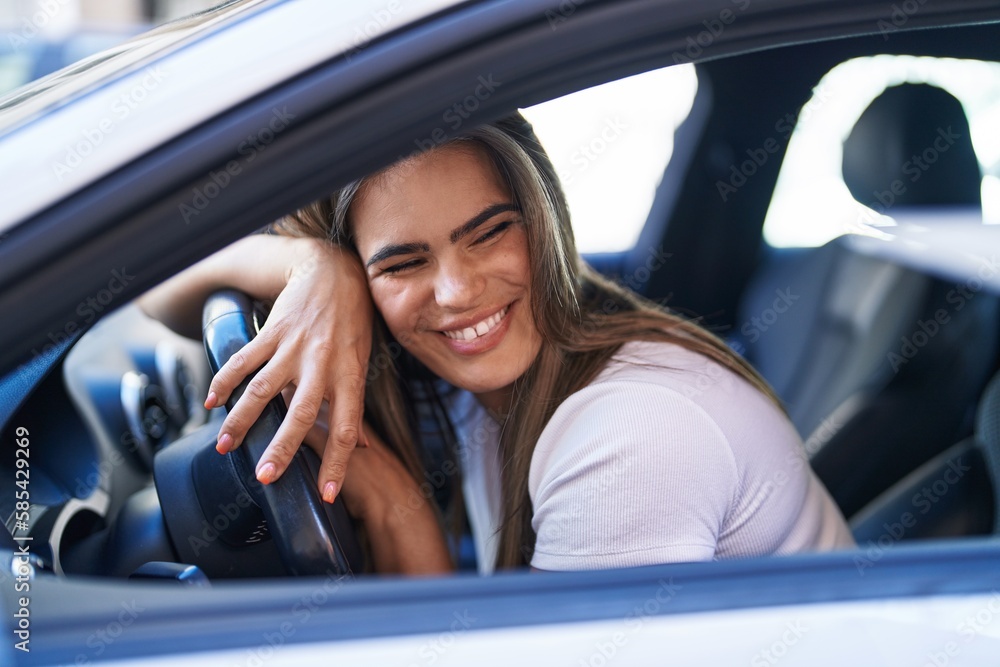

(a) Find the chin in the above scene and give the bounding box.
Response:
[427,361,510,391]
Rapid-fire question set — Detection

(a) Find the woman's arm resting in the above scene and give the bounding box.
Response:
[301,413,453,575]
[360,483,454,575]
[137,234,303,339]
[137,234,374,503]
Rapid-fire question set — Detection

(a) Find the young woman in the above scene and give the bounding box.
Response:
[139,114,854,575]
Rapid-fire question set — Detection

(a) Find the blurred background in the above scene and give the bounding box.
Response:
[2,0,218,26]
[0,0,219,94]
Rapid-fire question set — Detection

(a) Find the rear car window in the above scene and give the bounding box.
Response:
[762,55,1000,248]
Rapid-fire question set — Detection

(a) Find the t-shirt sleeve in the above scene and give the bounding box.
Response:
[528,380,740,571]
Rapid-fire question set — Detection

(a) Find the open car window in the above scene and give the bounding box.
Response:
[524,64,697,253]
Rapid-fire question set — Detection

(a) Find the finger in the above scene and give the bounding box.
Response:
[318,371,366,502]
[354,400,368,449]
[216,350,293,454]
[254,373,325,484]
[206,331,277,409]
[286,386,329,457]
[349,356,369,450]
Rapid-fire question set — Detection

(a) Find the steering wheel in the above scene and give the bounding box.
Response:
[153,290,362,578]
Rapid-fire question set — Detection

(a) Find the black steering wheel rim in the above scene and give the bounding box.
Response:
[198,289,361,577]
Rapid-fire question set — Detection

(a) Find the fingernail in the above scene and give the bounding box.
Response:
[205,391,217,410]
[257,462,276,485]
[322,481,338,504]
[360,432,370,448]
[216,433,232,454]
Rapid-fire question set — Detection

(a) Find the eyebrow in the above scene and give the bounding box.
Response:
[365,202,520,268]
[365,241,431,268]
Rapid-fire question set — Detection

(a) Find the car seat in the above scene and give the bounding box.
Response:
[851,368,1000,542]
[736,83,999,517]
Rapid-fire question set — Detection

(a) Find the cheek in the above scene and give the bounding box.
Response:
[481,228,531,284]
[491,229,532,282]
[370,283,424,344]
[512,248,532,278]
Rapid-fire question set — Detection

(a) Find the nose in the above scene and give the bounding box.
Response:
[433,256,485,311]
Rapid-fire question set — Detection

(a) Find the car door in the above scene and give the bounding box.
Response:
[2,1,1000,665]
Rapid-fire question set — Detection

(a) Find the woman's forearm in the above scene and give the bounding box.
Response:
[363,495,454,575]
[136,234,320,339]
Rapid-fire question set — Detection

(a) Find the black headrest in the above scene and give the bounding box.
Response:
[843,83,981,208]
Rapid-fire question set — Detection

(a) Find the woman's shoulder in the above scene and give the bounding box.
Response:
[534,342,747,474]
[529,340,853,564]
[547,338,801,463]
[591,339,762,409]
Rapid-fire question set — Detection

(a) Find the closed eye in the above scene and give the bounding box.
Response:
[380,258,424,274]
[473,220,513,245]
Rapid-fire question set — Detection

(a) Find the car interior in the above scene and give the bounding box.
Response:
[737,81,999,519]
[2,16,1000,584]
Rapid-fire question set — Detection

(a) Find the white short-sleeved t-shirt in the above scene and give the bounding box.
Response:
[450,340,855,574]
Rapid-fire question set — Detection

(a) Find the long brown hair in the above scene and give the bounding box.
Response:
[275,113,781,570]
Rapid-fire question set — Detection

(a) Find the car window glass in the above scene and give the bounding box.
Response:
[522,64,697,254]
[762,55,1000,248]
[0,52,33,93]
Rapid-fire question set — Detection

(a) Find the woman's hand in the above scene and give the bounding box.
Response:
[295,393,453,575]
[205,240,373,503]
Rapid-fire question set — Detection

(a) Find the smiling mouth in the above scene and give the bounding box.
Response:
[441,304,510,342]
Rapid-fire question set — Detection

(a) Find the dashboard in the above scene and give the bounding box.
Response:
[0,303,211,576]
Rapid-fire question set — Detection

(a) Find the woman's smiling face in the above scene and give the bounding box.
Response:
[350,143,543,412]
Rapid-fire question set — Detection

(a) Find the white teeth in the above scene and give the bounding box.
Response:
[443,306,508,341]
